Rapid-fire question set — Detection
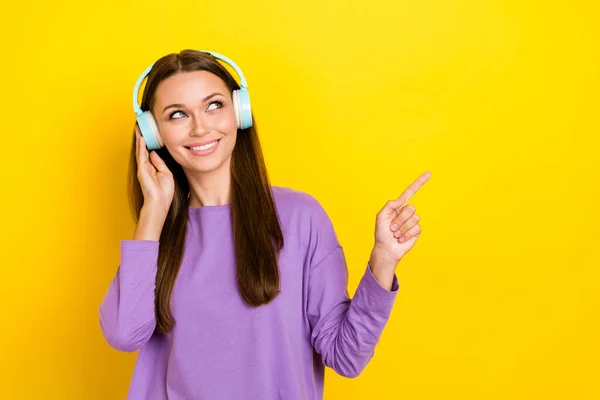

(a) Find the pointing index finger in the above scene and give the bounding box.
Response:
[396,171,432,205]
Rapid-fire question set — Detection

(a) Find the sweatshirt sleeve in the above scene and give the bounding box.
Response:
[305,197,399,378]
[98,240,159,352]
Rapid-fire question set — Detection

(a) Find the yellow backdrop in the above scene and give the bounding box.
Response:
[1,0,598,398]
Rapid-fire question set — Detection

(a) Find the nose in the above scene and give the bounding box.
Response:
[190,113,210,136]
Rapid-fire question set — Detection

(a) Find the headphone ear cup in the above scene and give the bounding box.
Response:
[136,111,164,150]
[232,89,252,129]
[232,90,242,129]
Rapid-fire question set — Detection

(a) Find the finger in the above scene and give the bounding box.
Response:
[137,137,147,166]
[396,171,431,205]
[394,214,419,237]
[136,132,141,164]
[134,125,141,153]
[390,204,416,231]
[149,151,171,174]
[399,224,421,243]
[139,136,148,159]
[137,135,150,172]
[388,171,432,210]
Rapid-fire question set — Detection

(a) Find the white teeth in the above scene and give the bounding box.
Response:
[190,141,218,151]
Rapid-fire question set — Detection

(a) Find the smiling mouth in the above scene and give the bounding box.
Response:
[184,139,221,151]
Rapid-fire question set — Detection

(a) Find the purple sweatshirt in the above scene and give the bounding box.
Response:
[99,186,399,399]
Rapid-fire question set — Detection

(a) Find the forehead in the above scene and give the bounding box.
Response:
[154,70,229,105]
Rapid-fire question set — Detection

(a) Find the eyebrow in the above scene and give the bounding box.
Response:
[162,92,224,113]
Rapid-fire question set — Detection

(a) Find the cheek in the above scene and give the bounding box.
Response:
[156,119,186,142]
[216,109,238,133]
[159,124,189,145]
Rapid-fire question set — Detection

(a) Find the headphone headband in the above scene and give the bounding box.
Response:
[132,50,249,115]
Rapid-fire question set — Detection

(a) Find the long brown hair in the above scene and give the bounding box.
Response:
[127,50,284,334]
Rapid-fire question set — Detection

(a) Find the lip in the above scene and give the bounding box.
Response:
[185,139,221,156]
[184,139,221,148]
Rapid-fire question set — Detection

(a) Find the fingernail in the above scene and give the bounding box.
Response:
[391,224,398,230]
[399,236,405,243]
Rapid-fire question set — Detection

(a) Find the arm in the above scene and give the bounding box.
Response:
[307,246,399,378]
[98,207,165,352]
[306,172,430,376]
[98,240,159,352]
[304,196,399,378]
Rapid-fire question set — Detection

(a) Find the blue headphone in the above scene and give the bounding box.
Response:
[132,50,253,150]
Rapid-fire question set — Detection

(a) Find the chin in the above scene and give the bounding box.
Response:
[188,155,232,175]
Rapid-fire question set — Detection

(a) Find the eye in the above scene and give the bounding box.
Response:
[169,110,187,119]
[207,99,224,111]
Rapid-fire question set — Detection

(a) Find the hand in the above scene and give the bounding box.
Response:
[135,124,175,217]
[373,171,431,265]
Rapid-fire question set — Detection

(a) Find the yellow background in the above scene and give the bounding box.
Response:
[1,0,598,398]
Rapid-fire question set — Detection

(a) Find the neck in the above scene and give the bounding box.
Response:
[186,163,232,208]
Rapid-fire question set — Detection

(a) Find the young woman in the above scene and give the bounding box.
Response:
[99,49,431,399]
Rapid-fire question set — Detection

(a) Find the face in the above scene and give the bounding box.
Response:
[152,70,238,175]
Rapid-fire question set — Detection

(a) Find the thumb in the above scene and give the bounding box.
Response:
[384,197,406,214]
[150,151,170,174]
[378,198,405,222]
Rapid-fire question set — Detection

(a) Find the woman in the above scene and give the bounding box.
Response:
[99,49,431,399]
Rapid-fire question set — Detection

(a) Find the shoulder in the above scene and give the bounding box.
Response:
[270,185,328,220]
[270,186,341,264]
[271,185,321,207]
[270,185,336,238]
